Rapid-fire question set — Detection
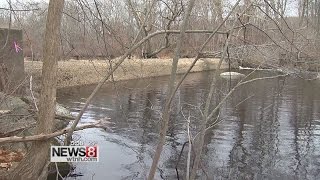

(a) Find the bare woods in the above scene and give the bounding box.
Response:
[0,0,320,179]
[1,0,319,65]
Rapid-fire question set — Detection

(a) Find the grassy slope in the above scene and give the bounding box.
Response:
[25,58,228,89]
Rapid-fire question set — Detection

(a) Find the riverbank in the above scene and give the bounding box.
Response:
[25,58,228,89]
[0,92,73,174]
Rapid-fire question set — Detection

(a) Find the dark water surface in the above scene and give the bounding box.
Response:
[57,70,320,180]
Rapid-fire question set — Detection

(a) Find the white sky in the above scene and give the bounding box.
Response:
[1,0,299,16]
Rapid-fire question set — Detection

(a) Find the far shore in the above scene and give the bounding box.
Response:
[25,58,229,89]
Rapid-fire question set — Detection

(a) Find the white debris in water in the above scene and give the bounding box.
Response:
[276,68,284,73]
[220,72,245,79]
[239,66,252,70]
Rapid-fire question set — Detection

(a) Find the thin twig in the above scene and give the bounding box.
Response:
[29,75,38,111]
[186,111,191,180]
[55,162,64,180]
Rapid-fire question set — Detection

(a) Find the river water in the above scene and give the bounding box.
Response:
[57,70,320,180]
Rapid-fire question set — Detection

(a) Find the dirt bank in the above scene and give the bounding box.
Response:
[25,58,228,89]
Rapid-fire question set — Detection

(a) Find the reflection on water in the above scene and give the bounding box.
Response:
[57,70,320,180]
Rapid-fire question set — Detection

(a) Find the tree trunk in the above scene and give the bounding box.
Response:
[189,1,241,177]
[317,1,320,36]
[142,29,153,58]
[6,0,64,179]
[213,0,223,23]
[300,0,307,26]
[147,0,196,179]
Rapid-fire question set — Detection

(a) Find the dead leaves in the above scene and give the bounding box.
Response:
[0,149,24,171]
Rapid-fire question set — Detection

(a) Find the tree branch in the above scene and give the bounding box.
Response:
[0,120,106,144]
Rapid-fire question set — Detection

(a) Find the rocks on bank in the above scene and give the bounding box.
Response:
[0,92,73,173]
[0,91,73,146]
[0,93,73,136]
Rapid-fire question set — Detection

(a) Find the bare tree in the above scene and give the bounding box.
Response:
[5,0,65,179]
[147,0,196,179]
[1,0,320,179]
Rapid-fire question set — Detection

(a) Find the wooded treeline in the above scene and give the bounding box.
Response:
[1,0,320,179]
[1,0,320,64]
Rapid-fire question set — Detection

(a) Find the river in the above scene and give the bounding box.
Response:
[57,70,320,180]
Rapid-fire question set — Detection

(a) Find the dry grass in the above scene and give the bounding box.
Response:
[25,58,228,89]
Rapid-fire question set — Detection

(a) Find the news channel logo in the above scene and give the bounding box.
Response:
[50,141,99,162]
